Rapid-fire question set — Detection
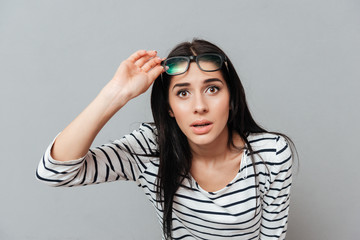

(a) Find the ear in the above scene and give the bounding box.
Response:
[168,109,174,117]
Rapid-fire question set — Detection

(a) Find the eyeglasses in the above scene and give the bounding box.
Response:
[162,53,227,76]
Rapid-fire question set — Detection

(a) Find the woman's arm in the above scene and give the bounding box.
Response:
[51,50,164,161]
[259,136,293,239]
[36,123,157,187]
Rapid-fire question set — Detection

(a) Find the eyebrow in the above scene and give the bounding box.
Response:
[172,78,224,91]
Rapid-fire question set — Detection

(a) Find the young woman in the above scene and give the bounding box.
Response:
[36,39,295,240]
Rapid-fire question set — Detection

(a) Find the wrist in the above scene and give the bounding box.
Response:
[98,81,131,115]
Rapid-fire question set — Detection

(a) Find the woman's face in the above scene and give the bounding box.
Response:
[168,62,230,148]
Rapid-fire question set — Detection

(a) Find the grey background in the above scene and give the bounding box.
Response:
[1,0,359,239]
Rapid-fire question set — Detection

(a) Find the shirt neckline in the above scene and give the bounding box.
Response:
[190,150,247,196]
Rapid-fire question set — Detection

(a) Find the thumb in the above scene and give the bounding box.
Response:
[148,65,166,83]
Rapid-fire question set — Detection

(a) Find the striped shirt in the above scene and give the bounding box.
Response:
[36,123,293,240]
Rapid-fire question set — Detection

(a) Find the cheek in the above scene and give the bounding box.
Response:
[168,93,188,115]
[169,101,189,123]
[170,105,190,133]
[212,93,230,111]
[217,102,230,122]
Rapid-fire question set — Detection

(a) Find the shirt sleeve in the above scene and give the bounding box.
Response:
[36,123,158,187]
[259,135,293,239]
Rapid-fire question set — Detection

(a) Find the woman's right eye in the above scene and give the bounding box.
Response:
[177,90,189,98]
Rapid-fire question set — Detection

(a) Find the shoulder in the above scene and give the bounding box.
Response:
[246,132,281,151]
[247,132,287,149]
[246,132,292,166]
[127,122,157,140]
[138,122,158,138]
[115,122,158,154]
[247,132,293,189]
[132,122,158,146]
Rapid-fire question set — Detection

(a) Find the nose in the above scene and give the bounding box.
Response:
[193,94,209,114]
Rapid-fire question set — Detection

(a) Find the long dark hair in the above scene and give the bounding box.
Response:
[150,39,296,239]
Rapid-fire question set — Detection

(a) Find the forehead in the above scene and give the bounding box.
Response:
[169,62,226,87]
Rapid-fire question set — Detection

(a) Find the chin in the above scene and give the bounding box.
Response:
[182,124,229,148]
[187,134,218,147]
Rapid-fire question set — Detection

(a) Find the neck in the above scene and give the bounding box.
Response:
[189,127,230,164]
[189,128,245,165]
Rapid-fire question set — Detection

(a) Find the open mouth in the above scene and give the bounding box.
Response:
[190,121,213,134]
[193,123,211,127]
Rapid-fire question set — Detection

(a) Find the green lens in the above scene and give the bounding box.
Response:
[165,57,189,75]
[198,54,222,71]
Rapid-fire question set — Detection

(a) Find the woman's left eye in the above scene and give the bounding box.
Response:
[206,86,220,94]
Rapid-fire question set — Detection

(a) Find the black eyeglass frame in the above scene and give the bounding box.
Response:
[161,53,228,76]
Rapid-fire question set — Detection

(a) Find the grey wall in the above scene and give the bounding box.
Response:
[1,0,359,239]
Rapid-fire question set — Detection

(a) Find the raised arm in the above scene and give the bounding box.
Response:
[51,50,164,161]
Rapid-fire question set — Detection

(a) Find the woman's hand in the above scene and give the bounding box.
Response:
[103,50,165,110]
[50,50,165,162]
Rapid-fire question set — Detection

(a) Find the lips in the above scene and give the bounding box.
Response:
[190,120,213,134]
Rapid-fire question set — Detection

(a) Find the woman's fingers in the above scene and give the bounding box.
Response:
[126,49,165,83]
[128,50,157,65]
[141,56,162,72]
[148,65,166,81]
[135,52,157,68]
[127,50,147,63]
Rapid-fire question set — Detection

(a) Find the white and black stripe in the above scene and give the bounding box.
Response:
[36,123,293,239]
